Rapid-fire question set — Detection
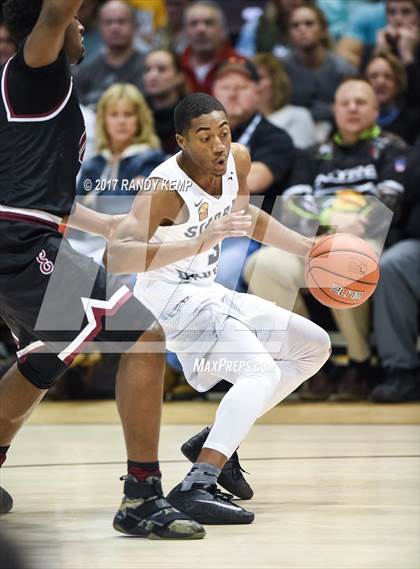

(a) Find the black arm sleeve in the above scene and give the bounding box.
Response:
[5,46,71,117]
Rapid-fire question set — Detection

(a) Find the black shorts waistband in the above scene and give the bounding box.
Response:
[0,211,60,231]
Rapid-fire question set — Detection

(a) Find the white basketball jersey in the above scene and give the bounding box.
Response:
[140,151,239,285]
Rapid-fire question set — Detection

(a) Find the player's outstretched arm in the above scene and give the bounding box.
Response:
[24,0,84,67]
[107,180,252,274]
[62,202,121,238]
[232,143,313,258]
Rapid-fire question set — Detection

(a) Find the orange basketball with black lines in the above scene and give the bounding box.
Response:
[305,234,380,310]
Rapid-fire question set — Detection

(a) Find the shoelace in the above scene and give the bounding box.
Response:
[228,452,250,481]
[208,485,235,503]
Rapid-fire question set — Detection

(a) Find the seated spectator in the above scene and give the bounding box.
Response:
[252,52,317,148]
[375,0,420,105]
[0,21,17,65]
[143,49,186,155]
[162,0,191,53]
[336,0,386,70]
[73,83,166,263]
[236,0,315,59]
[365,50,420,144]
[283,4,356,139]
[243,78,409,401]
[370,138,420,402]
[181,0,242,94]
[76,0,104,65]
[125,0,167,52]
[212,58,295,291]
[74,0,144,108]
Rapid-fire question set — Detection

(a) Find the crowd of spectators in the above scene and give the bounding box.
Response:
[0,0,419,403]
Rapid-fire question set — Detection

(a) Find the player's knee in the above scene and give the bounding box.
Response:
[313,325,332,359]
[293,315,331,368]
[17,354,67,390]
[308,327,331,376]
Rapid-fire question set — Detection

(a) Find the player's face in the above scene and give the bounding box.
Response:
[105,99,138,149]
[213,73,260,123]
[334,81,379,137]
[177,111,231,176]
[366,58,399,106]
[143,51,183,97]
[387,1,420,29]
[64,18,85,65]
[99,1,136,50]
[289,7,323,49]
[185,5,225,54]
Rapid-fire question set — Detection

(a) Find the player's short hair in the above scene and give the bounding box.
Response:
[3,0,42,44]
[174,93,226,134]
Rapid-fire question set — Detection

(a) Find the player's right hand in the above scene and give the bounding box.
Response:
[197,210,252,252]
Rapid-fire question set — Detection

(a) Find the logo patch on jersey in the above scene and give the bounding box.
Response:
[36,250,54,275]
[198,202,209,221]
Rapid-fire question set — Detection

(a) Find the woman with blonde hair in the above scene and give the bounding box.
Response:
[74,83,166,262]
[252,52,316,148]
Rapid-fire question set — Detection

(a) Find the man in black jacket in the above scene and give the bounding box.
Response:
[244,78,409,401]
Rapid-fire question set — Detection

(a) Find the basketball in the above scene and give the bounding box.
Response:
[305,234,380,310]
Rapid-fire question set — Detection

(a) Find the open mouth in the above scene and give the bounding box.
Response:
[215,157,226,166]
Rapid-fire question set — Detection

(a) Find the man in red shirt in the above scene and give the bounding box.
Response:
[181,0,242,94]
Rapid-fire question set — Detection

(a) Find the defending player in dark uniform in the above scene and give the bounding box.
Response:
[0,0,204,540]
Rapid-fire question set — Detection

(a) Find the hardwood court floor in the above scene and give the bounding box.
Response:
[1,402,419,569]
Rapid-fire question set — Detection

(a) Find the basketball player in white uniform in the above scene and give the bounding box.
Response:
[108,93,331,525]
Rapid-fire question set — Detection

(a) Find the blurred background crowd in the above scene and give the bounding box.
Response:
[0,0,419,404]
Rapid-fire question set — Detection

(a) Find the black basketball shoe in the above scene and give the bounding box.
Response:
[113,474,205,540]
[181,427,254,500]
[0,487,13,514]
[166,482,255,525]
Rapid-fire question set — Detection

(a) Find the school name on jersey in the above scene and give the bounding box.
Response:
[184,204,233,238]
[176,266,218,281]
[315,164,378,190]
